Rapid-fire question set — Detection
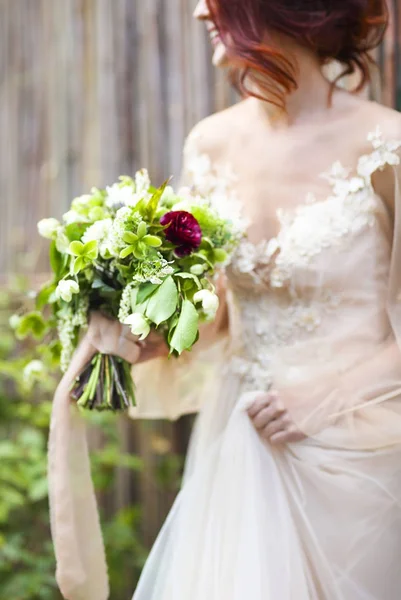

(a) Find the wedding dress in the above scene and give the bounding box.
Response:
[131,127,401,600]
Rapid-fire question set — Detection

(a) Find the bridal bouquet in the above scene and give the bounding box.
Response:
[12,170,238,411]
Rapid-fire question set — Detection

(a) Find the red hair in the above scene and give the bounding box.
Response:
[206,0,389,106]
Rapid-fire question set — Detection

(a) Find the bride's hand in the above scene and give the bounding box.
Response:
[84,312,169,365]
[247,391,306,445]
[135,330,169,364]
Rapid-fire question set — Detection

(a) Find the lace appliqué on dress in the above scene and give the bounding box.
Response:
[181,130,249,238]
[268,129,401,288]
[180,127,401,391]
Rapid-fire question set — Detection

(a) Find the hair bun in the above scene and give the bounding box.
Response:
[207,0,388,105]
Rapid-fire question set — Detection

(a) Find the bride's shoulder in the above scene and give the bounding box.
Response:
[184,101,248,161]
[357,100,401,142]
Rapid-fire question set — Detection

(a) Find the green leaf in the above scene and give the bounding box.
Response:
[191,252,214,269]
[72,256,86,274]
[49,241,64,277]
[91,278,116,293]
[136,283,158,305]
[145,276,178,326]
[142,235,162,248]
[69,240,84,256]
[200,237,214,250]
[213,248,228,263]
[174,273,201,288]
[169,300,199,354]
[122,232,138,245]
[16,312,47,340]
[28,477,48,502]
[146,179,170,221]
[133,243,148,260]
[167,315,179,344]
[119,245,135,259]
[137,221,147,238]
[35,282,56,310]
[83,240,98,260]
[65,222,88,242]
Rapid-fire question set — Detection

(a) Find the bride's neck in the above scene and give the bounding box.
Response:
[249,42,335,128]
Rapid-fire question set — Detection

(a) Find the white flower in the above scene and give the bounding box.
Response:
[193,289,219,320]
[106,183,137,208]
[55,280,80,303]
[367,126,383,149]
[72,194,92,209]
[135,169,151,195]
[55,230,70,253]
[170,200,191,211]
[37,218,60,239]
[9,314,21,329]
[160,185,176,204]
[82,218,112,257]
[82,219,111,243]
[63,210,84,225]
[23,360,45,385]
[124,313,151,340]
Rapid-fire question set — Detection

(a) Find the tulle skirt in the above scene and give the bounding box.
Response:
[133,369,401,600]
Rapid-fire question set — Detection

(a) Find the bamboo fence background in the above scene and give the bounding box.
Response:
[1,0,400,274]
[0,0,400,594]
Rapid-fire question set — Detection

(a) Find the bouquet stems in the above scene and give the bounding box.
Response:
[70,353,136,411]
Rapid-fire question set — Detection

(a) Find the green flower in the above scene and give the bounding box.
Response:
[120,221,162,260]
[69,240,98,274]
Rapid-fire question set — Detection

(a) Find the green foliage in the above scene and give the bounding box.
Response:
[69,240,99,274]
[14,312,47,340]
[145,276,178,326]
[0,283,183,599]
[170,300,199,354]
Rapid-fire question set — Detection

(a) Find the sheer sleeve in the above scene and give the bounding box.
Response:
[129,131,238,420]
[273,152,401,450]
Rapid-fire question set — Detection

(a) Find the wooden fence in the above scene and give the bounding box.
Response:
[0,0,237,276]
[0,0,400,594]
[0,3,236,588]
[1,0,400,275]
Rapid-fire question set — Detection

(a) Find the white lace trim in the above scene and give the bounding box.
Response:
[181,131,249,237]
[181,126,401,390]
[183,127,400,291]
[264,127,401,288]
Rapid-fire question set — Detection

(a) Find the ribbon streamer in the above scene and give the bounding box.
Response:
[48,313,141,600]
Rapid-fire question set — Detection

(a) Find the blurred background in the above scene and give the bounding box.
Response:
[0,1,400,599]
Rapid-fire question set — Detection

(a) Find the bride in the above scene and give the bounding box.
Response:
[50,0,401,598]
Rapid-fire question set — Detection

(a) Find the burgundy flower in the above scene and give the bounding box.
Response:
[160,211,202,257]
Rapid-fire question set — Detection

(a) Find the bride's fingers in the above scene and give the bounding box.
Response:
[251,402,286,430]
[261,413,291,439]
[247,396,270,418]
[270,427,306,446]
[247,390,279,418]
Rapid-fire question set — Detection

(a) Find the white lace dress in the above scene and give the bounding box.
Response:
[132,128,401,599]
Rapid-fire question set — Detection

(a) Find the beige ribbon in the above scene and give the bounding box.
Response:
[48,313,141,600]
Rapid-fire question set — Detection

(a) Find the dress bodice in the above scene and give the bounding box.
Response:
[182,127,401,391]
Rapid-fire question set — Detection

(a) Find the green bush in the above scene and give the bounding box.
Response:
[0,281,155,599]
